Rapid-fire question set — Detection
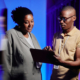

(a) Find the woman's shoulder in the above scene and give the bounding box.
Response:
[6,28,16,34]
[30,32,37,39]
[30,32,34,36]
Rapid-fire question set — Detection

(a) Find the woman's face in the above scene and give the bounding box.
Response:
[22,14,34,33]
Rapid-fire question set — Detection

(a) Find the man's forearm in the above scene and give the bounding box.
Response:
[60,60,80,69]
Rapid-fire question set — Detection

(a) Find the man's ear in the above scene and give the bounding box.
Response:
[72,16,76,21]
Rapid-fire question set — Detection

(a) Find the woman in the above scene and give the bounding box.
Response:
[3,7,42,80]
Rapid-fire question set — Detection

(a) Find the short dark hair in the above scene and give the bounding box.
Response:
[11,7,33,25]
[61,6,75,11]
[61,6,76,15]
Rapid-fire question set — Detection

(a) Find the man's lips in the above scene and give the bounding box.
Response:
[61,25,65,27]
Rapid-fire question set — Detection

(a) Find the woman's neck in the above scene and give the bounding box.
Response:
[19,27,29,38]
[24,33,29,38]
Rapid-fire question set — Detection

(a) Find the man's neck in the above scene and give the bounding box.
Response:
[63,26,74,35]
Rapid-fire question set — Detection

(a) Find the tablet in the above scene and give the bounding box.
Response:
[0,51,3,64]
[30,49,55,64]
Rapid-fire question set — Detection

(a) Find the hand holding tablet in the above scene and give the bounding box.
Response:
[30,49,55,64]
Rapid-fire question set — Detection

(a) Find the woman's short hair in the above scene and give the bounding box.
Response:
[11,7,33,25]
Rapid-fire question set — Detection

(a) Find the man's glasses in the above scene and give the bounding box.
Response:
[57,15,75,22]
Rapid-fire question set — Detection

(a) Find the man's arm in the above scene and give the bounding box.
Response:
[54,47,80,69]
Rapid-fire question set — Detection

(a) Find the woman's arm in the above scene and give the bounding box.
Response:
[3,32,12,80]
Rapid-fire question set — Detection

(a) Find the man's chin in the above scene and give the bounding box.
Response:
[61,25,65,28]
[62,27,67,31]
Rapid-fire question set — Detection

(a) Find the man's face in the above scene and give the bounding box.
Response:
[59,10,75,30]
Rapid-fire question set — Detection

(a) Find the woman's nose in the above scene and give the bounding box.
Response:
[28,22,32,27]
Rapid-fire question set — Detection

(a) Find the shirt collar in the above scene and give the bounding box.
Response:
[61,26,77,37]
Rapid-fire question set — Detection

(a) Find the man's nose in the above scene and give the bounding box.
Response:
[60,19,64,23]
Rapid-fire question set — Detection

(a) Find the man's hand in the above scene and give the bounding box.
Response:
[52,48,80,69]
[43,46,53,51]
[53,55,63,65]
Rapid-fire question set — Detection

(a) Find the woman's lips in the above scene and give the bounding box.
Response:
[28,28,32,30]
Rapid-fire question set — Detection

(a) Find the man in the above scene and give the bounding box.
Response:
[45,6,80,80]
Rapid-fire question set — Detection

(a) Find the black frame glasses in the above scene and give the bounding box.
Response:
[57,15,75,22]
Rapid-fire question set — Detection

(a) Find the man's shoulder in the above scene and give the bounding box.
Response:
[54,32,61,37]
[54,32,61,35]
[76,28,80,33]
[74,26,80,31]
[74,27,80,35]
